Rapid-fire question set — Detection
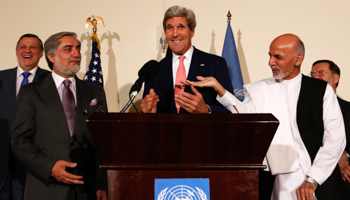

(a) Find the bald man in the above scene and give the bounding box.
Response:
[183,34,346,200]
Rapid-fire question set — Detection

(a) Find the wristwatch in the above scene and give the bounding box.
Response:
[345,151,350,162]
[306,176,318,186]
[206,104,212,114]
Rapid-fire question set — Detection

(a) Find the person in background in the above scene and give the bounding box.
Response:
[0,33,50,200]
[310,59,350,198]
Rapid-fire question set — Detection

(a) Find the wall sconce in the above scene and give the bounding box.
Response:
[160,36,167,53]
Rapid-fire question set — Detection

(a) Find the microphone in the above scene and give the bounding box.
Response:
[129,60,160,96]
[120,60,160,113]
[83,105,106,117]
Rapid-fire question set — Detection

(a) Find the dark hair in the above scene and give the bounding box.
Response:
[312,59,340,87]
[163,5,196,32]
[16,34,43,51]
[44,32,79,70]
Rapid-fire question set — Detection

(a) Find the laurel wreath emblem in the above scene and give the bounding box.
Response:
[157,186,207,200]
[196,187,208,200]
[157,187,168,200]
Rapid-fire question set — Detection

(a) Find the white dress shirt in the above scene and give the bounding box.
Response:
[51,71,77,105]
[16,66,38,95]
[171,46,194,88]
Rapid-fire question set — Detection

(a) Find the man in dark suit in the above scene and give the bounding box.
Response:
[310,60,350,197]
[11,32,107,200]
[141,5,233,113]
[0,33,50,200]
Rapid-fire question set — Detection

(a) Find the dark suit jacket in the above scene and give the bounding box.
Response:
[297,76,349,199]
[338,97,350,155]
[0,67,49,193]
[143,47,233,113]
[11,75,107,200]
[338,97,350,194]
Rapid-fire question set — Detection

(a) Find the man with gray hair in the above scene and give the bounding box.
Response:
[141,5,233,113]
[11,31,108,200]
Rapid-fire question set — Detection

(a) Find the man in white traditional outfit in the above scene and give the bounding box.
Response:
[180,34,346,200]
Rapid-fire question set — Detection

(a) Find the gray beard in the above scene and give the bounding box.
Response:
[56,64,80,76]
[272,66,295,81]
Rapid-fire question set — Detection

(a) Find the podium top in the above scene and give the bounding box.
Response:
[88,112,278,123]
[87,113,279,167]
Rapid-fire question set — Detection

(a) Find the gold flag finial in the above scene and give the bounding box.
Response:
[85,15,105,34]
[227,10,232,23]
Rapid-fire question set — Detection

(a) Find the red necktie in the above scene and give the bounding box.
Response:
[175,55,186,113]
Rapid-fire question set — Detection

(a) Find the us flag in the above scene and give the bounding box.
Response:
[84,35,103,87]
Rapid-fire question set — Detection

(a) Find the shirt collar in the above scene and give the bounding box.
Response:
[16,66,38,78]
[172,45,194,63]
[51,71,76,89]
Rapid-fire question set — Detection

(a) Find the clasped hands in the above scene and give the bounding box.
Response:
[141,76,221,113]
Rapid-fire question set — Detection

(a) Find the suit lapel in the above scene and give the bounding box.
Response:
[187,48,205,82]
[3,68,17,110]
[73,78,92,136]
[33,67,50,81]
[159,55,177,112]
[4,67,48,111]
[160,55,174,92]
[186,48,205,95]
[38,75,71,138]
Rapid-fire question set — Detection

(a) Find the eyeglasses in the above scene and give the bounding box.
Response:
[309,70,329,77]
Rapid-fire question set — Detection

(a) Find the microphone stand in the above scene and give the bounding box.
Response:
[120,91,138,113]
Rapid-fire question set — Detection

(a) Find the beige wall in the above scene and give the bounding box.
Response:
[1,0,350,112]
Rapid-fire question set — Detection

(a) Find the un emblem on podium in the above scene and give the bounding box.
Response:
[155,179,209,200]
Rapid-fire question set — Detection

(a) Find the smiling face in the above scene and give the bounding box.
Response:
[47,36,81,78]
[16,37,43,72]
[165,16,194,55]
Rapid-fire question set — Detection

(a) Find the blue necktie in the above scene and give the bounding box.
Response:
[21,72,31,86]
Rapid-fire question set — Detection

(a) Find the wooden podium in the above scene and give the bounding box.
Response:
[87,113,278,200]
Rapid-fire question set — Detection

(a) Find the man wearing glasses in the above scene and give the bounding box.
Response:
[311,60,350,197]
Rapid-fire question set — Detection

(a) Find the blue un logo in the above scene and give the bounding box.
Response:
[155,179,209,200]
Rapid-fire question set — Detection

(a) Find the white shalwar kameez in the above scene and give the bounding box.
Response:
[217,73,346,200]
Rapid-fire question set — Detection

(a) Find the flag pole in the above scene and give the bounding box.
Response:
[84,15,105,87]
[222,10,245,101]
[227,10,231,23]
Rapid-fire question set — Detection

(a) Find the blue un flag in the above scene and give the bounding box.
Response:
[84,34,103,87]
[222,21,244,101]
